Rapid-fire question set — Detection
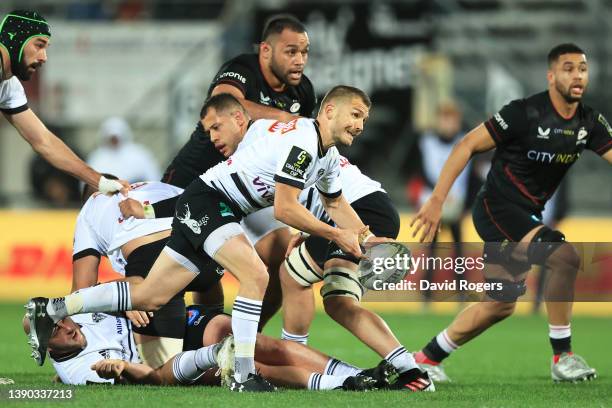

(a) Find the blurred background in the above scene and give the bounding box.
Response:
[0,0,610,305]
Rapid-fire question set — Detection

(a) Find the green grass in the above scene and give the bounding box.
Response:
[1,302,611,407]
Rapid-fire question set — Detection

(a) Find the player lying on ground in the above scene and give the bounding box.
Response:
[410,43,611,383]
[160,15,315,325]
[27,86,381,392]
[0,10,128,195]
[117,95,433,392]
[22,306,386,391]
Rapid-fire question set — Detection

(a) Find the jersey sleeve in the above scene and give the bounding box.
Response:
[0,77,28,114]
[72,210,103,261]
[210,61,258,100]
[484,99,528,145]
[273,120,316,190]
[587,112,612,156]
[315,148,342,198]
[299,76,317,118]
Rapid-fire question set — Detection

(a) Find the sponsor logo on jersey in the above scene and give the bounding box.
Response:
[339,157,351,167]
[259,92,271,105]
[177,204,209,235]
[290,102,301,113]
[577,127,588,145]
[527,150,580,164]
[598,113,612,137]
[215,266,225,276]
[268,119,298,134]
[92,313,107,323]
[218,71,246,84]
[282,146,313,180]
[252,177,274,205]
[219,202,234,217]
[317,169,325,178]
[553,128,574,136]
[494,113,508,130]
[116,317,123,334]
[537,126,550,139]
[99,350,111,359]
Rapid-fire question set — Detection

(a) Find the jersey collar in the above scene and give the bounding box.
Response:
[313,120,326,158]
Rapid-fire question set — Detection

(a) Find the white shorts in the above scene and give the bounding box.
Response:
[240,207,287,245]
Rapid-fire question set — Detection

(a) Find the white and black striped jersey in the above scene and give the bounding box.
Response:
[51,313,139,385]
[72,181,183,274]
[200,118,342,216]
[0,76,28,115]
[301,155,385,220]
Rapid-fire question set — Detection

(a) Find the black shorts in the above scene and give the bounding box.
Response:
[305,191,401,268]
[472,190,543,243]
[125,240,186,339]
[182,304,228,351]
[165,178,241,275]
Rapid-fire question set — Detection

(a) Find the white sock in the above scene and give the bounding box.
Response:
[385,346,418,374]
[436,329,459,354]
[307,373,349,390]
[172,345,218,384]
[232,296,262,382]
[324,358,361,376]
[549,324,571,339]
[281,328,309,345]
[46,282,131,322]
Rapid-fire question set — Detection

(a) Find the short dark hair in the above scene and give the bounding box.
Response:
[548,43,586,66]
[319,85,371,110]
[261,14,306,41]
[81,173,118,204]
[200,93,247,119]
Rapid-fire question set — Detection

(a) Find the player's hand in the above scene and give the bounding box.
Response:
[333,228,366,259]
[362,235,393,250]
[125,310,153,328]
[285,232,308,258]
[119,198,145,219]
[98,175,130,196]
[410,196,443,243]
[91,359,126,379]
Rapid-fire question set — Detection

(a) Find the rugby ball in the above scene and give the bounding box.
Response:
[358,242,411,290]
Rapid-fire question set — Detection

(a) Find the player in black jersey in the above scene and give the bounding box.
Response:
[152,15,315,326]
[410,44,612,383]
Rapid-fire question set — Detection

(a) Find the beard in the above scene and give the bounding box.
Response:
[556,81,583,103]
[269,58,298,86]
[14,60,38,81]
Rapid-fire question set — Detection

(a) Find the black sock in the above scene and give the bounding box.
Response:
[550,336,571,355]
[422,336,450,363]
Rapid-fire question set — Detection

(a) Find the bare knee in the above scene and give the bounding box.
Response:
[323,296,356,322]
[548,243,580,272]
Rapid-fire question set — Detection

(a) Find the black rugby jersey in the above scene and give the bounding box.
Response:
[162,53,317,189]
[483,91,612,211]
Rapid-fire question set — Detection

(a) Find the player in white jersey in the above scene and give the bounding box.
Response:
[27,86,373,392]
[0,10,127,195]
[279,157,434,392]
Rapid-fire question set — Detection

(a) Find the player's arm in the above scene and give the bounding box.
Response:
[3,109,129,194]
[71,253,101,292]
[275,183,362,258]
[602,149,612,164]
[211,84,295,122]
[91,359,161,385]
[411,123,496,242]
[319,192,364,230]
[119,196,179,219]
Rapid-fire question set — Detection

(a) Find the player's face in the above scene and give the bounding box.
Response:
[550,53,589,103]
[17,36,49,81]
[330,97,369,146]
[267,29,309,86]
[47,318,87,355]
[203,108,245,158]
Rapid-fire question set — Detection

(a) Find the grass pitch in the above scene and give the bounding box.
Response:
[1,302,610,407]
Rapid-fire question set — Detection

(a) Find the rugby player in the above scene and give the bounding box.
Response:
[410,43,611,382]
[159,14,314,324]
[22,307,381,391]
[27,86,372,392]
[0,10,128,195]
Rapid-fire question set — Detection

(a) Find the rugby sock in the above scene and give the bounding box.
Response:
[232,296,262,383]
[549,324,572,361]
[46,282,131,322]
[281,328,309,345]
[385,346,419,374]
[307,373,349,390]
[422,329,458,363]
[324,358,361,376]
[172,345,218,384]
